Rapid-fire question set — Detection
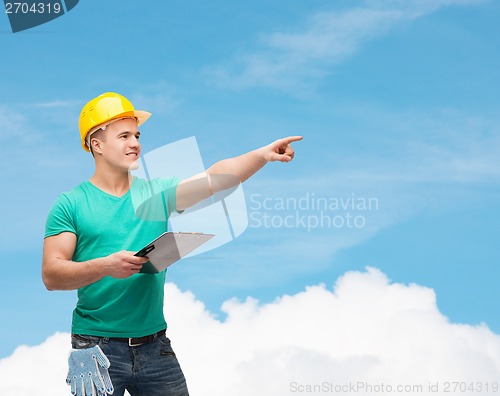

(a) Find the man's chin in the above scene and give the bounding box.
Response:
[128,160,140,170]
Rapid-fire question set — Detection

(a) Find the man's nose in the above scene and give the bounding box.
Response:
[130,136,140,148]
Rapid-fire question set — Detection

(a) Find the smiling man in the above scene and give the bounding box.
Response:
[42,92,302,396]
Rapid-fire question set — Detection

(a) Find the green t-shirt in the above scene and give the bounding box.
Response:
[44,176,182,337]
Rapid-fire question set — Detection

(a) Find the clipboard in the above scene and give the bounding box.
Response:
[135,232,214,273]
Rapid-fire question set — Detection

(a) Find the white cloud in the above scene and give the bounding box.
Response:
[1,267,499,395]
[0,332,69,395]
[207,0,484,93]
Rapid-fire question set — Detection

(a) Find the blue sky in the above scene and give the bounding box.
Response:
[1,0,499,360]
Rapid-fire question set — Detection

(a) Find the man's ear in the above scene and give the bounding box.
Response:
[91,138,103,155]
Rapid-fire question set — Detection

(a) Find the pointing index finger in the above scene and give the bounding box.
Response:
[280,135,303,145]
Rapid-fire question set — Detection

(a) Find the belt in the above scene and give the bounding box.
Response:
[111,329,166,347]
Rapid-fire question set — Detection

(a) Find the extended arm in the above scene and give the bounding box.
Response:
[176,136,302,210]
[42,232,148,291]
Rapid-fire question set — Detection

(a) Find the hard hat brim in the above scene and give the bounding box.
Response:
[135,110,152,126]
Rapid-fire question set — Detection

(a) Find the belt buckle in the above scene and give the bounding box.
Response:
[128,338,144,347]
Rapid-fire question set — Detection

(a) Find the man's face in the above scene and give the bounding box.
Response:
[93,118,142,171]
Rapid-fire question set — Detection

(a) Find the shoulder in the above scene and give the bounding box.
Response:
[45,184,89,237]
[52,182,90,206]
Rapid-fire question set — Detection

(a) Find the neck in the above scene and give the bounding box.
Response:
[90,167,133,197]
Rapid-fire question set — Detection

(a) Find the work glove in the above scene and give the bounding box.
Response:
[66,345,114,396]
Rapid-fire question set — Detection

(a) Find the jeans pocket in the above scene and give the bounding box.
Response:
[71,334,100,349]
[160,348,177,357]
[159,335,177,357]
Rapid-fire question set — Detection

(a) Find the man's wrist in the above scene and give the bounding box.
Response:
[255,146,270,163]
[88,257,108,280]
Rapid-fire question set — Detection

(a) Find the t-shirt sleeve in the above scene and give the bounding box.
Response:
[44,194,77,238]
[161,176,183,215]
[148,176,183,216]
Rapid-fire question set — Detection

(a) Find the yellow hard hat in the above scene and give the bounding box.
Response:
[79,92,151,152]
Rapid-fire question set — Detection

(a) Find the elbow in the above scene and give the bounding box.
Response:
[42,274,56,291]
[41,265,59,291]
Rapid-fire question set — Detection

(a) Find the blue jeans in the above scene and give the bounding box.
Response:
[71,332,189,396]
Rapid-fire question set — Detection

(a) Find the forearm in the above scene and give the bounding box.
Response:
[42,257,106,291]
[176,136,301,210]
[206,147,267,183]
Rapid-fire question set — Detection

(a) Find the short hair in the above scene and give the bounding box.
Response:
[88,128,106,156]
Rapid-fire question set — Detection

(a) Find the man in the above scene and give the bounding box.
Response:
[42,92,302,396]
